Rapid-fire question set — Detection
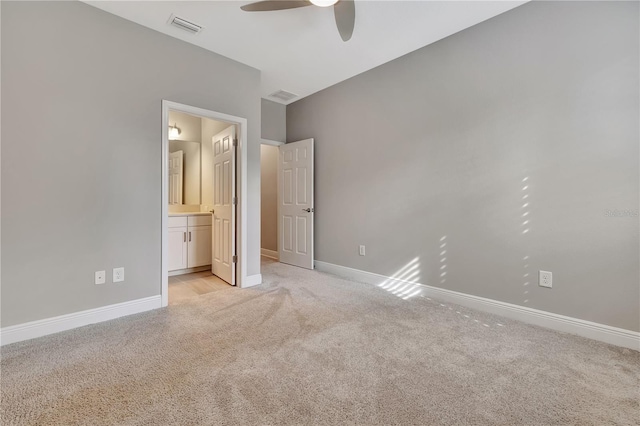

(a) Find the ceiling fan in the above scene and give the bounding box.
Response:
[240,0,355,42]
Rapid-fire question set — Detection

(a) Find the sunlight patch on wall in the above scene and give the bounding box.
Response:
[377,257,423,300]
[521,176,532,304]
[439,236,448,285]
[521,176,532,235]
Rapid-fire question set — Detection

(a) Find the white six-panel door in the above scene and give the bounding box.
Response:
[278,139,314,269]
[211,126,236,285]
[168,150,183,205]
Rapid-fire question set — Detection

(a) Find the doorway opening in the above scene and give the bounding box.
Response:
[260,141,282,261]
[161,101,249,307]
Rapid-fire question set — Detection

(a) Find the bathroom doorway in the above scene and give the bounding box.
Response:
[161,101,250,307]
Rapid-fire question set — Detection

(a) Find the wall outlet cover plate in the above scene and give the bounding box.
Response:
[539,270,552,288]
[113,267,125,283]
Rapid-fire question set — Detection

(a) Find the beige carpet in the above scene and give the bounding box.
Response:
[1,259,639,425]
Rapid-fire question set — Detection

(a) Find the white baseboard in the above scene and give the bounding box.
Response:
[0,295,162,347]
[315,261,640,351]
[242,273,263,288]
[260,248,279,260]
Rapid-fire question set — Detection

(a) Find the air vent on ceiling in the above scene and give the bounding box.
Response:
[269,90,299,103]
[168,14,203,35]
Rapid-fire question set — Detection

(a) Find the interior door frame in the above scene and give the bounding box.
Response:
[161,100,249,307]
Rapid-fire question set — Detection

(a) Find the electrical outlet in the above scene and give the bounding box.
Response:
[95,271,106,285]
[113,267,125,283]
[539,270,552,288]
[359,245,366,256]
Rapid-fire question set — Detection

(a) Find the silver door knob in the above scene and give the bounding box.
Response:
[302,208,314,213]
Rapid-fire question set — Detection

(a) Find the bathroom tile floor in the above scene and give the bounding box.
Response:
[168,270,231,305]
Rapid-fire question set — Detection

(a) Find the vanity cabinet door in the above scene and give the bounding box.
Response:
[188,226,212,268]
[168,227,188,271]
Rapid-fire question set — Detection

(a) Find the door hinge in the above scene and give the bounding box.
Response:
[232,255,238,263]
[233,138,238,147]
[232,197,237,205]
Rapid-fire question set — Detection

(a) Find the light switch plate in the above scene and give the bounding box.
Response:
[95,271,106,285]
[113,267,125,283]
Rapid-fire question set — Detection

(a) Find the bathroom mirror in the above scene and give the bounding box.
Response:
[169,140,201,205]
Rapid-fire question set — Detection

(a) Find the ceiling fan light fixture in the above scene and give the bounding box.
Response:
[309,0,338,7]
[240,0,354,42]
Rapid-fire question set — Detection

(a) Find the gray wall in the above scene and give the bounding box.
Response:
[261,145,278,252]
[261,99,286,142]
[287,1,639,331]
[1,1,261,326]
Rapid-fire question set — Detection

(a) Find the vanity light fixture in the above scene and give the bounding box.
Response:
[169,123,181,140]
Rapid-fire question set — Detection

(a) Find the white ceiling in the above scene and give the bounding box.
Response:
[86,0,525,104]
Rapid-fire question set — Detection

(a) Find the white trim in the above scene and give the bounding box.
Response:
[244,274,263,288]
[314,261,640,351]
[261,139,285,146]
[260,248,279,260]
[162,101,250,308]
[0,296,162,346]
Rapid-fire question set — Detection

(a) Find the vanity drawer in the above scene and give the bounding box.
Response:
[188,215,212,227]
[168,216,188,228]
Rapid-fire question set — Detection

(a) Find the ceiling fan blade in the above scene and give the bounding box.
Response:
[241,0,312,12]
[333,0,355,42]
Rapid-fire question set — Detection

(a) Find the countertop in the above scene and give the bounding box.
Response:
[168,212,211,217]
